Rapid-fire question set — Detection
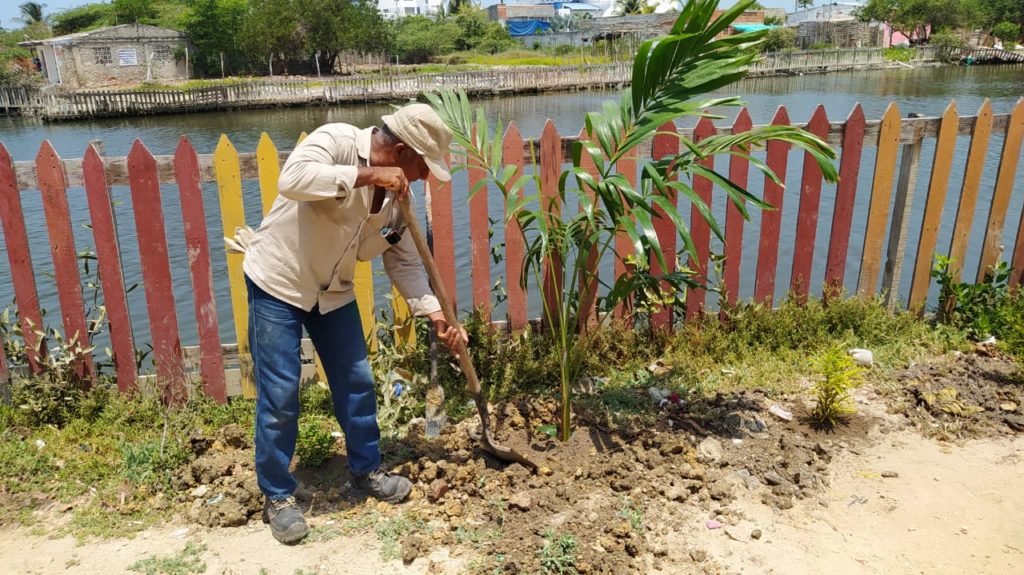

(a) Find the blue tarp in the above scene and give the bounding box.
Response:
[507,20,551,36]
[732,24,778,32]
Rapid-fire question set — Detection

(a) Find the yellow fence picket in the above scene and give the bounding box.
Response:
[256,132,280,215]
[857,102,900,296]
[908,101,958,310]
[977,98,1023,281]
[948,99,993,281]
[355,260,378,356]
[392,286,416,351]
[214,134,254,397]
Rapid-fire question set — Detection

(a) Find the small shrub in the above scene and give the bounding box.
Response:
[929,30,966,62]
[761,27,796,52]
[991,22,1020,44]
[295,417,335,467]
[933,256,1009,340]
[884,47,914,62]
[538,529,578,575]
[809,347,863,429]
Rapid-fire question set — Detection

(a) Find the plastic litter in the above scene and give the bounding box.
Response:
[706,520,724,529]
[848,348,874,367]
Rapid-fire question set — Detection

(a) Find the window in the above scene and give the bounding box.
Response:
[92,47,112,65]
[152,45,173,62]
[117,47,138,66]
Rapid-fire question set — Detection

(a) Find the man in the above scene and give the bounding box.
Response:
[242,103,465,544]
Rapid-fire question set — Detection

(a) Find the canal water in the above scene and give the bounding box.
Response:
[0,64,1022,357]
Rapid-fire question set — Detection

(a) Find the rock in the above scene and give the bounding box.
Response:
[709,480,735,501]
[539,466,554,477]
[1000,402,1018,412]
[881,471,899,478]
[768,404,793,421]
[697,437,724,464]
[443,501,463,518]
[751,528,762,540]
[763,471,786,486]
[724,526,748,542]
[654,544,669,558]
[190,485,210,499]
[690,549,708,562]
[509,491,532,511]
[428,479,449,502]
[401,535,423,564]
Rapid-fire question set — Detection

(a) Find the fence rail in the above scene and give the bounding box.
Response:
[1,98,1022,401]
[0,47,973,121]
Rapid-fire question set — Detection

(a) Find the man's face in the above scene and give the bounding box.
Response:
[395,143,430,182]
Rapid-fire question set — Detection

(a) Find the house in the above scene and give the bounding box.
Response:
[487,3,559,36]
[378,0,445,19]
[786,2,884,48]
[19,24,191,89]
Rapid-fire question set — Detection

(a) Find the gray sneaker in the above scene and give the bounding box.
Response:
[262,496,309,544]
[352,468,412,503]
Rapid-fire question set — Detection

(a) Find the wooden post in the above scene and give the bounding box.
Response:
[882,115,924,310]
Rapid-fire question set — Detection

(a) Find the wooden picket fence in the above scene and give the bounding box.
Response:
[1,98,1023,402]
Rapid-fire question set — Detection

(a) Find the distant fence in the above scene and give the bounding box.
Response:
[1,98,1022,401]
[4,46,1002,121]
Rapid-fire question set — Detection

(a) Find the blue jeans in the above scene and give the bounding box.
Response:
[246,276,381,500]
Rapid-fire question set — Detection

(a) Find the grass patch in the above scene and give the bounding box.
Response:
[127,542,207,575]
[538,529,578,575]
[375,511,427,561]
[884,47,915,62]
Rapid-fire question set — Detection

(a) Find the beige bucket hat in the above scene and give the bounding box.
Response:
[382,103,453,182]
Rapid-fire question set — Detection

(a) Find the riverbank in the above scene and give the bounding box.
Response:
[0,46,979,122]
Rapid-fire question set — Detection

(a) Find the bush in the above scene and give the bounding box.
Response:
[929,30,966,62]
[761,27,796,53]
[295,417,335,467]
[884,46,915,62]
[809,347,863,428]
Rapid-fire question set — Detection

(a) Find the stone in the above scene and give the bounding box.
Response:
[697,437,724,464]
[190,485,210,499]
[401,535,423,564]
[881,471,899,478]
[750,529,762,540]
[428,479,449,502]
[690,549,708,562]
[763,471,786,486]
[539,466,554,477]
[509,491,532,511]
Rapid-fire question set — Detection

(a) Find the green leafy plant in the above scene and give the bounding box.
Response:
[809,347,863,429]
[295,416,335,467]
[426,0,837,441]
[932,256,1011,340]
[538,529,578,575]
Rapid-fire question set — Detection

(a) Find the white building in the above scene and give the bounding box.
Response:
[378,0,445,19]
[786,2,864,26]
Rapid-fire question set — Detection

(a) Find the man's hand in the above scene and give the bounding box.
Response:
[373,167,410,201]
[428,311,468,356]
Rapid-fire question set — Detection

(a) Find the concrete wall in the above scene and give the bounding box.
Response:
[65,41,187,88]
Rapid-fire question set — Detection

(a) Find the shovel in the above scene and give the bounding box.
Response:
[398,195,538,473]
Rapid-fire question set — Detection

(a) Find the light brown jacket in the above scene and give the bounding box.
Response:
[242,123,440,317]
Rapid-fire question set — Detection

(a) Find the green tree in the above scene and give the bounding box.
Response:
[393,16,460,63]
[241,0,301,72]
[796,0,815,9]
[991,21,1020,43]
[294,0,390,72]
[183,0,247,77]
[16,2,47,26]
[452,7,515,53]
[113,0,156,24]
[50,3,115,35]
[427,0,837,441]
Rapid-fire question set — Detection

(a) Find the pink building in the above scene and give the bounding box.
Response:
[882,23,932,47]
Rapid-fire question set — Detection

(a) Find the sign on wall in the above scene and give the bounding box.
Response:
[118,47,138,66]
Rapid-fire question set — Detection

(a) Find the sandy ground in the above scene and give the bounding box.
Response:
[1,429,1021,575]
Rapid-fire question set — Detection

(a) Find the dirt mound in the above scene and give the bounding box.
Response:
[890,350,1024,439]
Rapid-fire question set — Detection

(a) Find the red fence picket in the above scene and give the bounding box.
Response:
[37,141,94,382]
[790,105,829,303]
[127,139,185,401]
[614,142,638,321]
[754,107,792,305]
[427,152,456,312]
[824,104,866,299]
[651,122,679,329]
[687,118,716,320]
[540,120,563,329]
[175,137,226,403]
[0,143,45,373]
[502,123,527,330]
[723,108,752,307]
[83,145,138,393]
[468,128,491,319]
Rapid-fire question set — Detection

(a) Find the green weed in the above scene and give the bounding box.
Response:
[538,529,578,575]
[809,347,864,429]
[127,542,207,575]
[375,511,426,561]
[295,416,336,467]
[617,497,645,532]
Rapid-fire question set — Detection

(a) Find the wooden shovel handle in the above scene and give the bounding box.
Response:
[397,195,481,396]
